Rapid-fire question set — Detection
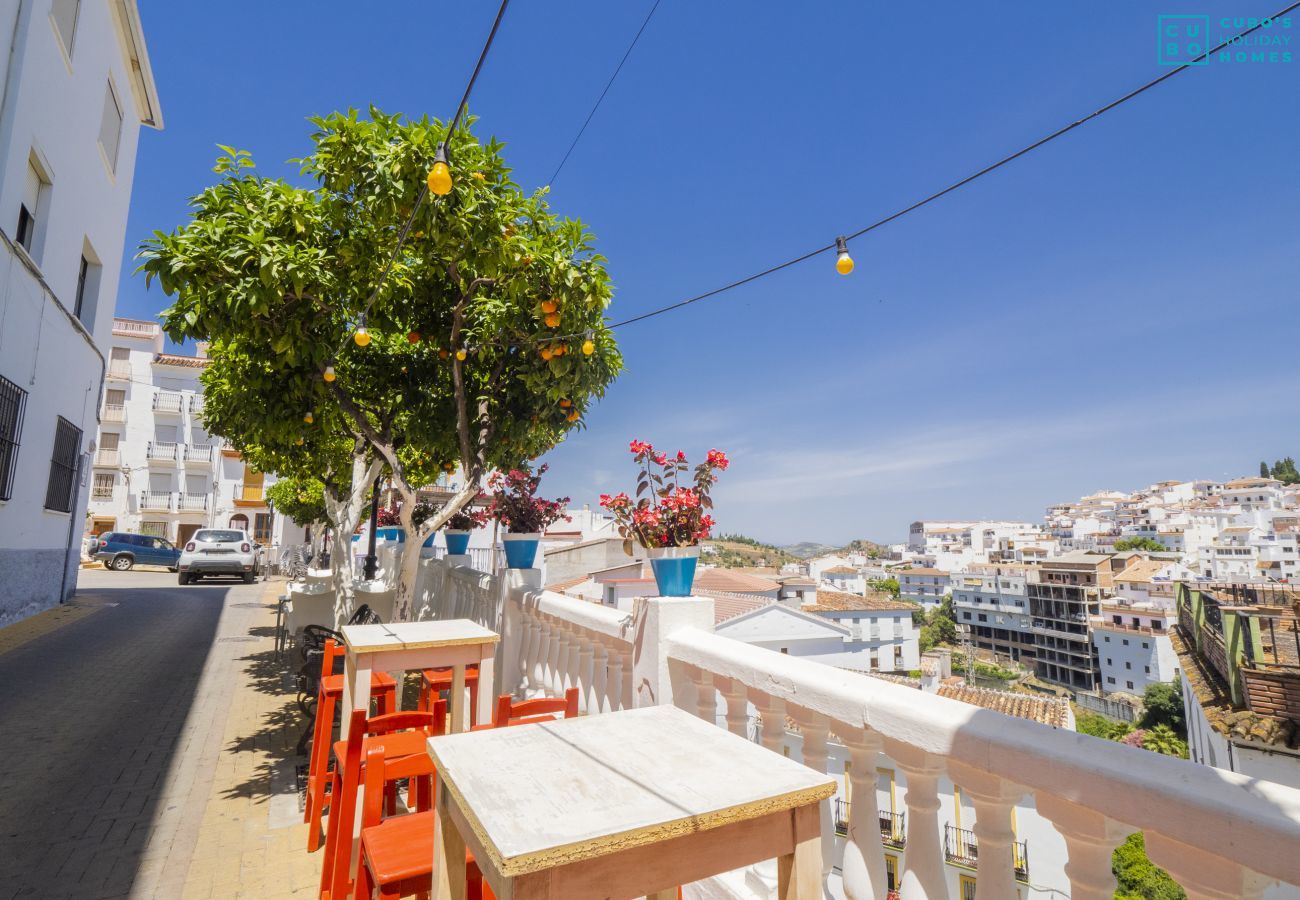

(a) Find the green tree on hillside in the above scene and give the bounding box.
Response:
[1140,680,1185,734]
[1113,833,1186,899]
[1260,460,1271,478]
[1270,457,1300,484]
[1114,537,1166,552]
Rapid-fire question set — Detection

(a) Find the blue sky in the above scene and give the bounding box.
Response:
[119,1,1300,545]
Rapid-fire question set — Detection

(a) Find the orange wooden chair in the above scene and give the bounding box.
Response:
[305,639,397,852]
[493,688,580,727]
[417,664,480,727]
[354,742,491,900]
[319,706,447,900]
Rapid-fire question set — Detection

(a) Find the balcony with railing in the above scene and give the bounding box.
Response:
[101,403,126,424]
[189,395,203,414]
[184,444,214,464]
[232,483,265,507]
[146,441,179,463]
[111,319,159,339]
[138,490,172,512]
[93,448,120,468]
[177,493,208,512]
[833,800,906,849]
[152,392,184,415]
[394,560,1300,899]
[943,824,1029,883]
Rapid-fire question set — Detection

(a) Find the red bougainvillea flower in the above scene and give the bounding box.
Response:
[651,451,668,466]
[706,449,730,470]
[629,440,651,455]
[676,450,686,462]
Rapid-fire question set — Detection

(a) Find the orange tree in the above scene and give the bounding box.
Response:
[140,109,622,617]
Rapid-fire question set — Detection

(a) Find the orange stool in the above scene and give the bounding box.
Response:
[319,707,448,900]
[304,638,397,852]
[417,664,480,727]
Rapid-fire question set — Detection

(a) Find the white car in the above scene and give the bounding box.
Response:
[178,528,259,584]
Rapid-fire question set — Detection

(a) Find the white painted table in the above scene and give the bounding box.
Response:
[426,705,836,900]
[340,620,498,740]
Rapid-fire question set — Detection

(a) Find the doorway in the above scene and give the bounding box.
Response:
[91,517,115,535]
[177,523,201,546]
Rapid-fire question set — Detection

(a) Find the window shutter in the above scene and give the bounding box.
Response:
[0,375,28,501]
[44,417,82,512]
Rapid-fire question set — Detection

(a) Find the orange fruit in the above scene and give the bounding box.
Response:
[541,300,558,314]
[439,349,449,359]
[472,171,486,181]
[407,331,420,343]
[540,347,553,361]
[544,313,560,328]
[553,344,567,356]
[522,255,534,266]
[559,399,571,409]
[567,411,579,422]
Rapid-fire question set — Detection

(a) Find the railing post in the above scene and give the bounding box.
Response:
[789,706,834,887]
[949,761,1025,900]
[543,616,561,696]
[589,641,609,714]
[500,570,537,698]
[632,595,714,708]
[838,726,889,900]
[718,677,749,738]
[1145,833,1273,900]
[603,636,625,712]
[575,637,595,714]
[1035,794,1126,900]
[886,740,948,900]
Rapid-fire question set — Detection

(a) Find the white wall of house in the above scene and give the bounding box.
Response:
[0,0,160,623]
[1092,623,1177,696]
[1181,676,1300,791]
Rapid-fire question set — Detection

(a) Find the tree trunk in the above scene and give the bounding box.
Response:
[393,482,482,622]
[323,454,382,627]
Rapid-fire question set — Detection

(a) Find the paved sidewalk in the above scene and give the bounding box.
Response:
[0,570,320,899]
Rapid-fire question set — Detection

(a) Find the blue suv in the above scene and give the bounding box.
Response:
[93,532,182,572]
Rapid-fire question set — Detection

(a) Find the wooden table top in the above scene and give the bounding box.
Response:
[427,705,836,877]
[341,620,499,654]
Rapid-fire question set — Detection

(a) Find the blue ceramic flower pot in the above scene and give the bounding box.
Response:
[444,530,471,555]
[423,532,437,548]
[376,527,404,543]
[648,547,700,597]
[503,533,540,568]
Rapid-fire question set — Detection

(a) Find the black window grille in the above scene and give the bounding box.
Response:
[0,375,27,500]
[44,416,82,512]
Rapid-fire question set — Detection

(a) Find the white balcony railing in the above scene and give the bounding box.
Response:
[139,490,172,511]
[185,444,214,463]
[400,558,1300,898]
[153,392,184,414]
[101,404,126,424]
[146,441,178,462]
[93,449,120,467]
[111,319,159,338]
[178,492,208,512]
[189,395,203,414]
[106,361,131,380]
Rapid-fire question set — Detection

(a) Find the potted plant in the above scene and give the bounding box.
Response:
[599,441,728,597]
[440,504,489,555]
[485,464,570,568]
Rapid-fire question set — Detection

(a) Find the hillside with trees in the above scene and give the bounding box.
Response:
[1260,458,1299,484]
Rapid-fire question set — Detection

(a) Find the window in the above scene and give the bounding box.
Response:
[18,160,49,255]
[1106,658,1112,666]
[1145,665,1151,674]
[1126,681,1134,690]
[961,611,971,620]
[44,416,82,512]
[253,512,272,543]
[977,613,987,623]
[140,521,166,537]
[1142,641,1150,649]
[1125,661,1132,670]
[1122,639,1129,646]
[779,647,789,654]
[884,854,898,892]
[98,82,123,172]
[0,374,28,500]
[959,874,977,900]
[92,472,114,499]
[1108,676,1116,684]
[1104,635,1110,642]
[72,252,100,323]
[52,0,80,55]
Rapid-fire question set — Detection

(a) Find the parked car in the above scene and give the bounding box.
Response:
[93,532,182,571]
[178,528,259,584]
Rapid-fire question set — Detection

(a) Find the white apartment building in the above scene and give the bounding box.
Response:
[1091,606,1178,696]
[820,565,866,594]
[87,320,289,547]
[0,0,160,624]
[951,568,1036,663]
[897,566,949,609]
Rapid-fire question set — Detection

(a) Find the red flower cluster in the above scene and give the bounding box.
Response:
[598,440,729,548]
[486,463,571,534]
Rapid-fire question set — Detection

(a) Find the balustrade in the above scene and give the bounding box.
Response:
[403,558,1300,898]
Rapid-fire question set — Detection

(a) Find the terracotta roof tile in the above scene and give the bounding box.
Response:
[804,589,915,613]
[699,591,774,625]
[693,569,780,594]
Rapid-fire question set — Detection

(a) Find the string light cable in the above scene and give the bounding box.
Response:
[548,0,663,187]
[590,2,1300,333]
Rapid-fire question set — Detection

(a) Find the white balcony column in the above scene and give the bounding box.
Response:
[589,641,609,713]
[543,616,561,696]
[500,570,537,698]
[789,706,834,885]
[749,691,786,753]
[560,623,580,696]
[520,612,542,696]
[949,760,1025,900]
[838,726,889,900]
[1035,794,1126,900]
[575,637,595,714]
[717,677,748,738]
[633,595,715,708]
[1145,833,1273,900]
[886,739,948,900]
[603,637,624,711]
[691,667,717,723]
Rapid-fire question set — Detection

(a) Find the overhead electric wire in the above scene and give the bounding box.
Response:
[599,3,1300,333]
[343,0,513,353]
[547,0,663,188]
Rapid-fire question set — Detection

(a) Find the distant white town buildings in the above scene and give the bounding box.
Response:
[0,0,160,624]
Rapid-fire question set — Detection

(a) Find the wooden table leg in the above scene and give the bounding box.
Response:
[451,664,467,733]
[777,804,822,900]
[434,776,467,900]
[475,652,495,728]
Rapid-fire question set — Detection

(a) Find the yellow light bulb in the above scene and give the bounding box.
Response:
[427,162,452,196]
[303,412,313,424]
[836,251,854,275]
[354,327,370,347]
[581,339,595,356]
[455,349,467,361]
[323,366,336,382]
